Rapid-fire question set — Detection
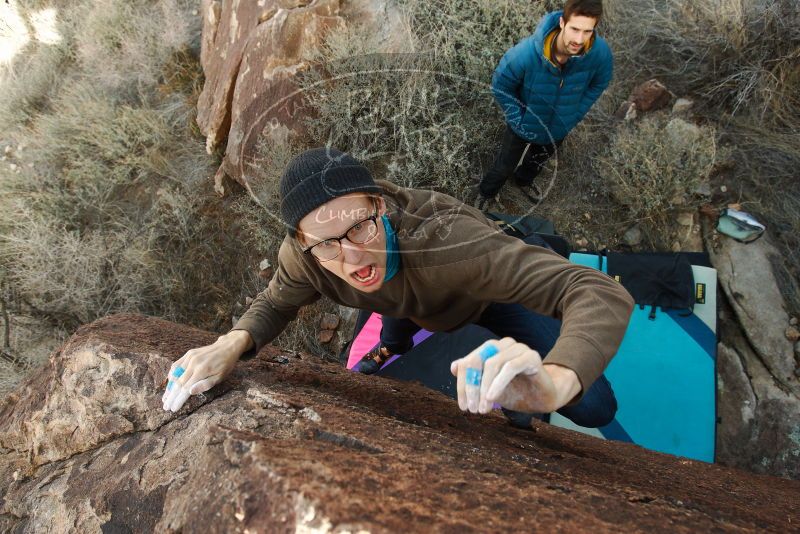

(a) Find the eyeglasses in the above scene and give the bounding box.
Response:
[302,212,380,262]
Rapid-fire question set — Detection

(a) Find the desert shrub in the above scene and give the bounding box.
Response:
[73,0,198,96]
[0,1,78,128]
[302,0,539,196]
[0,82,219,322]
[0,0,241,390]
[595,116,720,223]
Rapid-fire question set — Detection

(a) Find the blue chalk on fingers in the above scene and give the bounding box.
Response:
[479,345,499,362]
[173,367,185,378]
[465,367,482,386]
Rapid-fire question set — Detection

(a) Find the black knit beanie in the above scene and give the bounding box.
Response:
[280,147,381,236]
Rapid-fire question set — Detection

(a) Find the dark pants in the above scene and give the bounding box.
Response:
[479,125,563,198]
[380,302,617,428]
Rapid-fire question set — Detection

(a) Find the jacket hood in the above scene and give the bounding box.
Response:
[532,10,563,56]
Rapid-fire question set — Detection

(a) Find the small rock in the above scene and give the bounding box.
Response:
[3,145,11,155]
[258,259,274,280]
[665,117,702,148]
[584,212,591,221]
[720,185,728,193]
[231,316,240,328]
[693,181,712,197]
[9,163,17,171]
[628,79,673,113]
[575,237,589,248]
[677,211,695,227]
[672,98,693,114]
[318,329,335,344]
[245,296,253,306]
[671,241,681,252]
[233,301,244,314]
[786,326,800,342]
[615,101,637,121]
[790,317,798,326]
[622,225,643,247]
[670,192,686,206]
[320,313,340,331]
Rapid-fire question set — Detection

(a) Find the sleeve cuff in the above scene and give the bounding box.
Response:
[230,324,263,361]
[542,335,608,405]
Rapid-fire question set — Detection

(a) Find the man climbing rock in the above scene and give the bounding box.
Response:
[162,147,633,429]
[474,0,612,210]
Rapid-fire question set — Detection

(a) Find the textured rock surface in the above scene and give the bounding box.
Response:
[196,0,409,192]
[223,0,342,185]
[1,314,799,532]
[197,0,275,154]
[709,236,799,396]
[708,233,800,479]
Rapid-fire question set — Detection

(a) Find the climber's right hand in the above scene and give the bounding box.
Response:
[161,329,253,412]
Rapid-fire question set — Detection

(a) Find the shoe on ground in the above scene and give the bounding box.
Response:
[514,181,543,203]
[472,192,501,212]
[354,345,393,374]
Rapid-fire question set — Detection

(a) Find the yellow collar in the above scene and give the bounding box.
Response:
[543,28,595,66]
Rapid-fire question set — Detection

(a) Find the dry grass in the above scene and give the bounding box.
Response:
[595,116,720,227]
[301,0,539,197]
[0,0,245,394]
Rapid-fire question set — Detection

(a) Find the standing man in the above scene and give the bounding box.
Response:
[475,0,612,209]
[161,147,632,429]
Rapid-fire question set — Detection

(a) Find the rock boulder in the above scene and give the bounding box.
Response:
[707,232,800,479]
[196,0,409,193]
[1,315,799,531]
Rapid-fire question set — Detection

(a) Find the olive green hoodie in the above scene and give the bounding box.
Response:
[234,181,634,400]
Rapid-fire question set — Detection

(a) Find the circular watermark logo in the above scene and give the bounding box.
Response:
[236,53,562,259]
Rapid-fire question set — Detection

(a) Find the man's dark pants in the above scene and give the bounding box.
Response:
[379,302,618,429]
[479,125,563,198]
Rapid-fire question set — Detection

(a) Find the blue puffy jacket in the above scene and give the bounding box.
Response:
[491,11,613,143]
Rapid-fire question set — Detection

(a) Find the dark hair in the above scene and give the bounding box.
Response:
[563,0,602,23]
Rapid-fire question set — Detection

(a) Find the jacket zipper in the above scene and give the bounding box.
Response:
[550,62,566,126]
